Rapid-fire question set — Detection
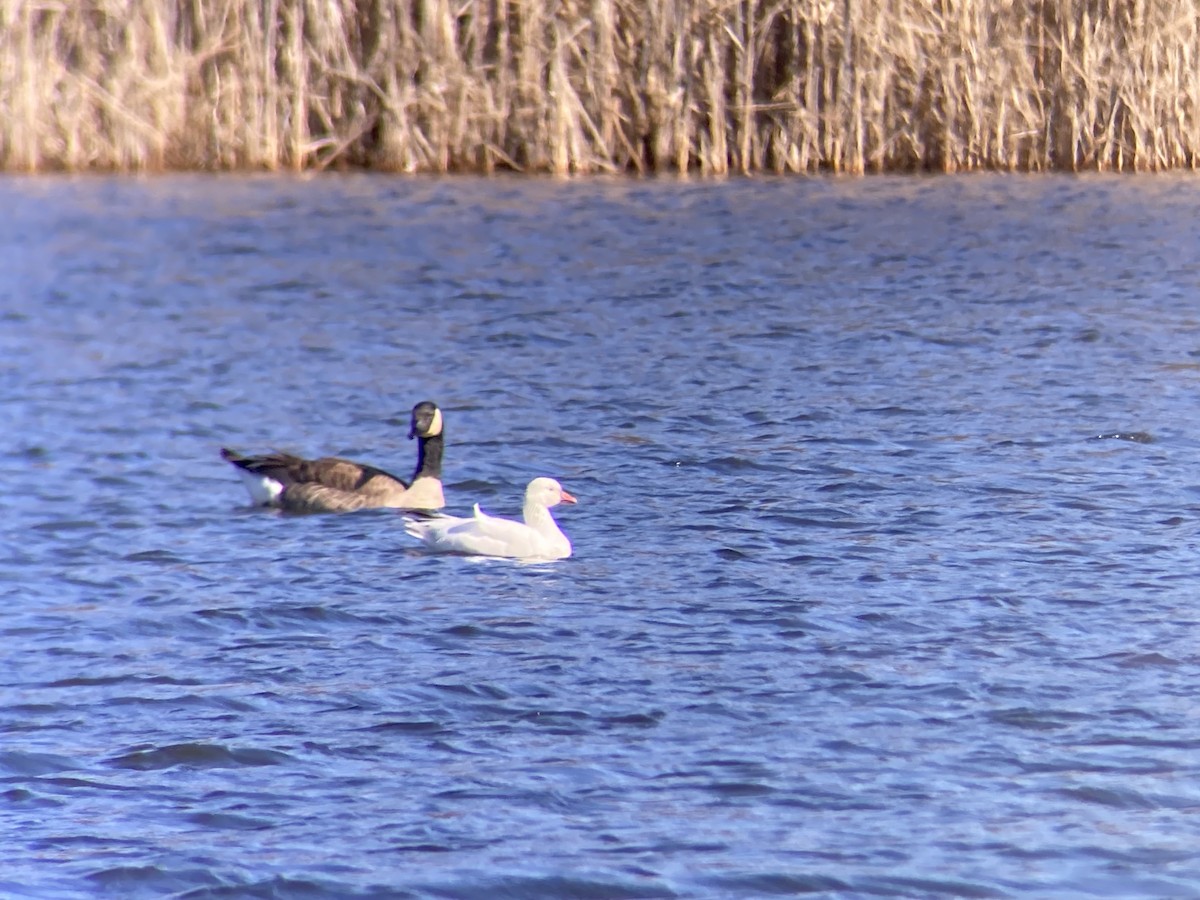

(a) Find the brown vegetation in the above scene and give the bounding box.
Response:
[2,0,1199,174]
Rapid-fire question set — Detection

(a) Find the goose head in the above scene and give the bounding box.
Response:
[526,477,577,508]
[409,401,443,440]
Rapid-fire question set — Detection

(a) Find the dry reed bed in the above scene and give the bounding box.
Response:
[2,0,1199,174]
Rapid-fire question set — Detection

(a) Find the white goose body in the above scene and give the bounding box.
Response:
[405,478,576,560]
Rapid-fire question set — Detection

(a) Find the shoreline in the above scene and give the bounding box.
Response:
[6,1,1200,176]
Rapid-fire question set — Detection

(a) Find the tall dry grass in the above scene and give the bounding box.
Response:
[2,0,1199,174]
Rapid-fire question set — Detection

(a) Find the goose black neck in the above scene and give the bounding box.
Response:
[413,432,443,481]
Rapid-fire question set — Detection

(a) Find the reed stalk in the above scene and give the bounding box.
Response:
[2,0,1199,173]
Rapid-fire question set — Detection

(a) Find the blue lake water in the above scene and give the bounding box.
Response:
[4,172,1200,898]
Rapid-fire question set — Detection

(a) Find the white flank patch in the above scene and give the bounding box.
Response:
[236,469,284,505]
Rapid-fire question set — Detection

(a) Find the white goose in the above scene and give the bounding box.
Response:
[404,477,577,560]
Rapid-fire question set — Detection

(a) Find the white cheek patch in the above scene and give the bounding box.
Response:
[427,407,443,436]
[237,470,284,505]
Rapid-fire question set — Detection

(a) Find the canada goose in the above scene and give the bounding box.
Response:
[221,400,445,513]
[404,477,576,560]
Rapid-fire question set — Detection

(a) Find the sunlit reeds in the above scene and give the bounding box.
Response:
[2,0,1199,174]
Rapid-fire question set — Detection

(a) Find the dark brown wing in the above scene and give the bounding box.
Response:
[278,482,373,513]
[220,449,408,492]
[297,457,410,492]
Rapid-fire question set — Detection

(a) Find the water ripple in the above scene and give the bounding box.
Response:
[4,174,1200,895]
